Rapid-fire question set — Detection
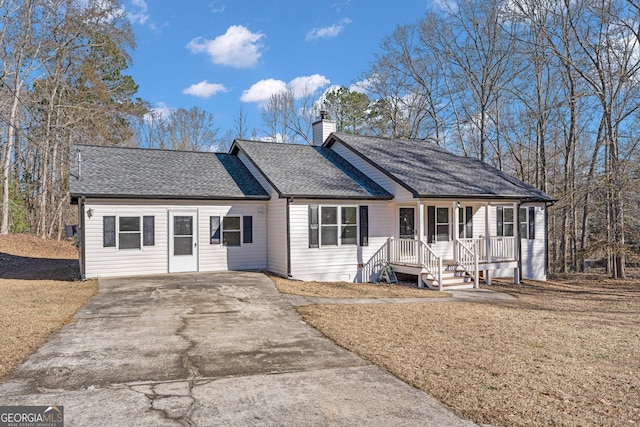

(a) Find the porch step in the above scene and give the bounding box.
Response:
[421,270,474,290]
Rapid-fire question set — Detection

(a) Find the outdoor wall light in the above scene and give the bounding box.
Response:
[87,208,94,218]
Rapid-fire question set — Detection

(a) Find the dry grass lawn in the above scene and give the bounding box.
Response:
[0,234,97,381]
[269,273,449,299]
[298,274,640,426]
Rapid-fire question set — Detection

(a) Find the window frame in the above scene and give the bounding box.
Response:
[318,205,359,248]
[519,207,528,239]
[458,206,473,239]
[222,215,242,247]
[518,206,536,240]
[498,206,515,237]
[210,215,253,247]
[102,214,156,251]
[435,206,450,243]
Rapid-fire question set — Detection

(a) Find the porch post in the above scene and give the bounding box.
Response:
[416,201,424,265]
[485,202,492,286]
[452,201,459,262]
[513,201,520,284]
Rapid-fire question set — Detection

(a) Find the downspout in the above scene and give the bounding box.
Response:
[79,196,87,279]
[545,202,551,277]
[286,197,292,278]
[516,200,527,284]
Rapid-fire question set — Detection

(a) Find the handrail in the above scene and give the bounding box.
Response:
[459,236,516,262]
[388,238,442,289]
[455,239,479,288]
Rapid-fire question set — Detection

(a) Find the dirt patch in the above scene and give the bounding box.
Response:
[0,234,80,280]
[298,276,640,426]
[0,234,97,381]
[269,274,449,299]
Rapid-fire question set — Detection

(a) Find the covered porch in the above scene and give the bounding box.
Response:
[388,200,523,290]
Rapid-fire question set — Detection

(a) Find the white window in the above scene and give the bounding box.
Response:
[319,206,358,247]
[222,216,241,247]
[519,207,528,239]
[498,207,514,237]
[436,207,450,242]
[103,215,154,250]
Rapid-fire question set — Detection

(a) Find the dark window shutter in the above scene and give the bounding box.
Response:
[496,206,504,237]
[427,206,435,244]
[143,216,155,246]
[103,216,116,247]
[210,216,220,244]
[243,216,253,244]
[359,206,369,246]
[528,207,536,240]
[309,205,319,248]
[465,206,473,238]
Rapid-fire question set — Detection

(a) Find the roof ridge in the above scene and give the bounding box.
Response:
[73,143,225,155]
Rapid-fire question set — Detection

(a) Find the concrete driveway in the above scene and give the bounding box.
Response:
[0,272,475,426]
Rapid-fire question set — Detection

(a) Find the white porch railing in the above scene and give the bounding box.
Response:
[389,237,442,289]
[455,240,479,288]
[459,236,516,262]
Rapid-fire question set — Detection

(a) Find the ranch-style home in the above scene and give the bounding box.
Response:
[69,116,555,290]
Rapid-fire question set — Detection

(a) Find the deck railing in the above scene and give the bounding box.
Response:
[459,236,516,262]
[455,240,479,288]
[389,238,442,289]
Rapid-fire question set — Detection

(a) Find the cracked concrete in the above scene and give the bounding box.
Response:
[0,271,476,426]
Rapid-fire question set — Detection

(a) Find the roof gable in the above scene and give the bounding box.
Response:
[327,133,555,202]
[69,144,269,200]
[231,139,392,200]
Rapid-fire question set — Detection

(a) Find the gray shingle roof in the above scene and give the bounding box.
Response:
[231,140,392,199]
[327,133,555,202]
[69,144,269,200]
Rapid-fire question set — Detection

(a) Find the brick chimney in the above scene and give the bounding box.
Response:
[311,110,336,146]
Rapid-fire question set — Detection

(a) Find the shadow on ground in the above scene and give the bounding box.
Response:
[0,253,79,281]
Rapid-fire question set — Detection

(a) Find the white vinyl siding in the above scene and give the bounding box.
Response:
[520,204,546,280]
[289,200,394,282]
[237,151,288,276]
[83,199,267,278]
[85,203,169,277]
[330,142,414,202]
[198,204,267,272]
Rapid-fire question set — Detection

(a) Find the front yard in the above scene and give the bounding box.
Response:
[297,274,640,426]
[0,235,97,381]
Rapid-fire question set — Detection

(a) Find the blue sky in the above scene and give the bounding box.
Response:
[123,0,435,139]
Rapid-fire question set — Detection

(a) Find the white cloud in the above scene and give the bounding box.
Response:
[241,75,330,105]
[187,25,265,68]
[144,102,172,122]
[209,1,225,13]
[431,0,458,13]
[126,0,149,25]
[306,18,352,41]
[182,80,227,98]
[289,74,331,97]
[240,79,287,104]
[349,79,371,94]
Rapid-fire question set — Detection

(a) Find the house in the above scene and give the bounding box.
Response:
[69,116,555,289]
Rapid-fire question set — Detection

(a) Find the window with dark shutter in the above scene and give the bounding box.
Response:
[103,216,116,247]
[143,216,155,246]
[528,207,536,240]
[309,205,319,248]
[359,206,368,246]
[427,206,435,244]
[496,206,504,237]
[210,216,220,244]
[465,206,473,238]
[243,216,253,244]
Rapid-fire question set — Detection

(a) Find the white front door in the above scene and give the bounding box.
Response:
[169,211,198,273]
